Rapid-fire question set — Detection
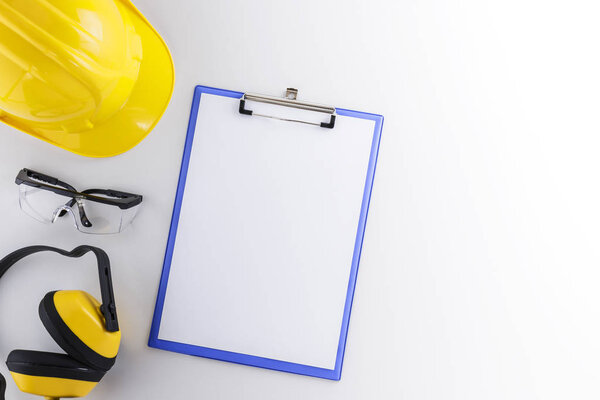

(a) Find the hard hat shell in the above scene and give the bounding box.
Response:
[0,0,174,157]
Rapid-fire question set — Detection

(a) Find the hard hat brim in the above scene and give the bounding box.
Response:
[3,1,175,158]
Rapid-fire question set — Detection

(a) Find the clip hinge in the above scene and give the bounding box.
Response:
[285,88,298,100]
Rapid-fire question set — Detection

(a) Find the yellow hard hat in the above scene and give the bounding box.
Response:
[0,0,174,157]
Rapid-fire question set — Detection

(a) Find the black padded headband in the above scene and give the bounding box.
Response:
[0,245,119,332]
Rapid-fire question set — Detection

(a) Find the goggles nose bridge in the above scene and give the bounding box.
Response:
[52,199,93,228]
[52,205,73,223]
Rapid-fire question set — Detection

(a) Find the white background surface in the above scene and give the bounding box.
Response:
[0,0,599,399]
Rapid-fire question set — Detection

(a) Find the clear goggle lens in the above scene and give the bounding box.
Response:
[19,185,139,234]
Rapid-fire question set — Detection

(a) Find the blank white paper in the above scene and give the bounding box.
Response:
[158,93,375,369]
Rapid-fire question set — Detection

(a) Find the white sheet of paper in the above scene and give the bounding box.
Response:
[157,93,375,369]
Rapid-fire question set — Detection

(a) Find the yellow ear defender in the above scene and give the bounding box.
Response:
[0,246,120,400]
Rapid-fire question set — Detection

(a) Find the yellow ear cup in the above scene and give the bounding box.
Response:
[54,291,121,358]
[6,350,103,398]
[9,374,97,399]
[39,291,121,371]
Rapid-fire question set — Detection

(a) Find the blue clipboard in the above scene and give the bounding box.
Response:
[149,85,383,380]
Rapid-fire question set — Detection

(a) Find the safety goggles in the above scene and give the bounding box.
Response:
[15,168,143,234]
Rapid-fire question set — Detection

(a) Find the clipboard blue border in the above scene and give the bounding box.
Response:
[149,85,384,380]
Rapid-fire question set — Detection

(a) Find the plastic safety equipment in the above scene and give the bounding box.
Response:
[0,245,120,400]
[15,168,143,234]
[0,0,175,157]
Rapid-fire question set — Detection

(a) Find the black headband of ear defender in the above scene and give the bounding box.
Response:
[0,370,4,400]
[0,245,119,331]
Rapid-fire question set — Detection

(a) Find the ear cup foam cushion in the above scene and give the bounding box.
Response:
[39,292,116,371]
[6,350,104,382]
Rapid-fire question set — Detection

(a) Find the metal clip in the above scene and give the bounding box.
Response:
[239,88,336,129]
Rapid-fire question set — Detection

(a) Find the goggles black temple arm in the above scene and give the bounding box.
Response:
[17,169,142,210]
[17,168,78,192]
